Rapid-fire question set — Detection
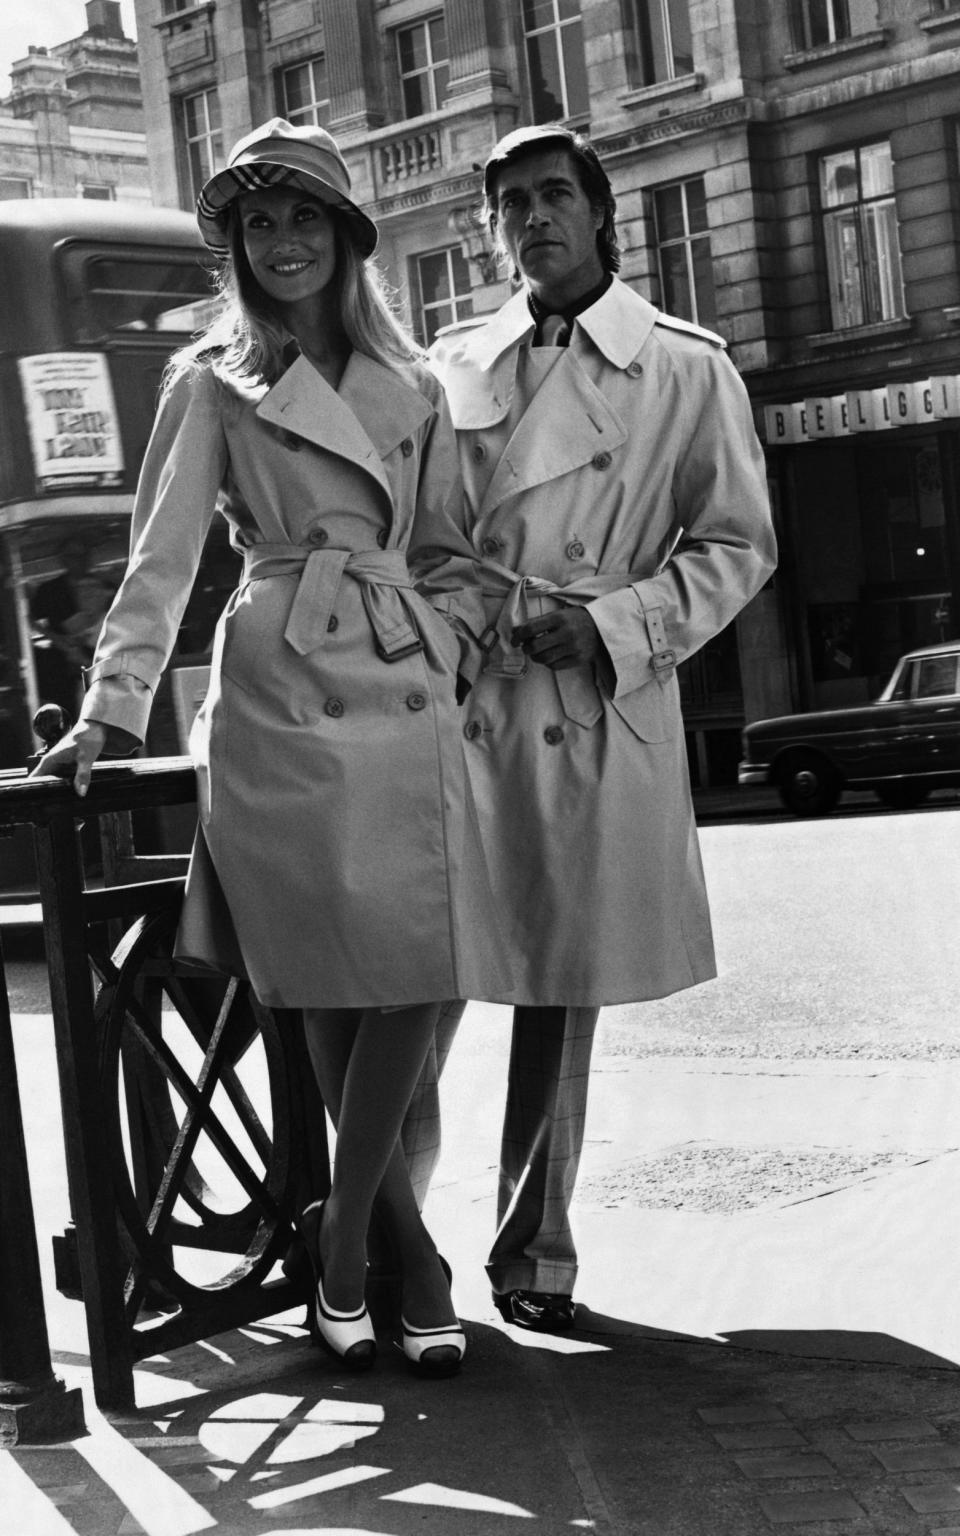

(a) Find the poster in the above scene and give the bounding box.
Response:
[17,352,124,490]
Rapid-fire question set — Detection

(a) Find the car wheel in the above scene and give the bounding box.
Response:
[776,751,841,817]
[875,782,929,811]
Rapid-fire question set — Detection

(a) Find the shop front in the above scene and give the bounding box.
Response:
[760,376,960,713]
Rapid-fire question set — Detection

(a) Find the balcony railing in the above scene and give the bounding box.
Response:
[378,129,442,187]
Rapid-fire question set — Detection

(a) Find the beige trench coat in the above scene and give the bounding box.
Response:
[429,280,777,1007]
[80,350,513,1009]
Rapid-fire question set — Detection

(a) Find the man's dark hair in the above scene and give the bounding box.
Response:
[481,123,621,275]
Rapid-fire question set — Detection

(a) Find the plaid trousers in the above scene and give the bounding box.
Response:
[401,1001,599,1297]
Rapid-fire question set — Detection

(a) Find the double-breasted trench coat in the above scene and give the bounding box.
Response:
[429,279,777,1007]
[79,349,513,1010]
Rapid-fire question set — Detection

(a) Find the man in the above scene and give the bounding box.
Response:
[416,124,776,1333]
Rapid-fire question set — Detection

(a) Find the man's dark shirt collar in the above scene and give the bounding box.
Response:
[527,272,613,344]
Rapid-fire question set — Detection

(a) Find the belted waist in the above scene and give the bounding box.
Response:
[241,542,421,660]
[477,558,660,728]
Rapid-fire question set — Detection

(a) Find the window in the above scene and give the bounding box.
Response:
[397,16,448,117]
[179,89,223,204]
[279,57,330,127]
[81,184,115,201]
[64,253,219,340]
[820,142,905,330]
[653,177,717,328]
[0,177,31,199]
[523,0,589,123]
[787,0,877,50]
[413,247,473,346]
[626,0,694,85]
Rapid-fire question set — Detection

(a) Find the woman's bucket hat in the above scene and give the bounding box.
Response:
[196,117,378,258]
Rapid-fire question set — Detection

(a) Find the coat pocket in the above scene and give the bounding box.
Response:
[608,673,678,744]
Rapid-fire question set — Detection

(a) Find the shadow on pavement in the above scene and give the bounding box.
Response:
[9,1311,960,1536]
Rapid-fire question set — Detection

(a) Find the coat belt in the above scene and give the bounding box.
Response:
[241,543,420,659]
[478,559,649,729]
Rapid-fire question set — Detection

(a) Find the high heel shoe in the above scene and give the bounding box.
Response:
[400,1317,466,1379]
[299,1201,376,1372]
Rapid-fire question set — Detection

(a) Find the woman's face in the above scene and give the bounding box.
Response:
[238,185,338,307]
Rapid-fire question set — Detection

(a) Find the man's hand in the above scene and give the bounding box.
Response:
[512,608,600,670]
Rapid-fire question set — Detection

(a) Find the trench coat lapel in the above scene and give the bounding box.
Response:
[256,352,431,498]
[480,350,628,516]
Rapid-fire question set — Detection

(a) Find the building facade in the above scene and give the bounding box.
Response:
[0,0,147,203]
[131,0,960,782]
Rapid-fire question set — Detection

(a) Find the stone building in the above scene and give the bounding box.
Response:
[131,0,960,782]
[0,0,147,203]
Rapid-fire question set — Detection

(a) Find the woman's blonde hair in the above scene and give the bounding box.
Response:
[166,203,421,391]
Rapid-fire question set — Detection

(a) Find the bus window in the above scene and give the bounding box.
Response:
[61,249,219,341]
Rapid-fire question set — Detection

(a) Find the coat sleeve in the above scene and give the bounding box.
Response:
[407,380,487,686]
[588,344,777,700]
[78,366,227,748]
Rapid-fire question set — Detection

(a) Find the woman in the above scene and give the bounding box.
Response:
[34,118,512,1378]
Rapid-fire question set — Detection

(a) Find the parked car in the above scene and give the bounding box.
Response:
[739,642,960,816]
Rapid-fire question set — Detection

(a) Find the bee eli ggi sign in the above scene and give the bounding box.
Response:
[17,352,124,490]
[762,376,960,444]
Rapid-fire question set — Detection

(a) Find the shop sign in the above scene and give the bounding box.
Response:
[763,374,960,443]
[846,389,892,432]
[18,352,124,491]
[804,396,850,437]
[930,375,960,417]
[762,402,808,443]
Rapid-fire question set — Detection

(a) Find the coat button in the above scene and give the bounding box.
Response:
[327,614,339,632]
[406,692,427,711]
[307,525,329,547]
[544,725,564,745]
[325,697,345,718]
[592,450,612,470]
[627,361,643,377]
[376,529,388,548]
[480,535,502,556]
[565,539,585,560]
[471,441,487,463]
[400,437,414,457]
[464,720,482,741]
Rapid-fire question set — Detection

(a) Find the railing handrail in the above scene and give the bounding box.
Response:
[0,756,197,829]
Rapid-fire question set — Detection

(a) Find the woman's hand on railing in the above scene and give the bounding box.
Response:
[31,721,108,798]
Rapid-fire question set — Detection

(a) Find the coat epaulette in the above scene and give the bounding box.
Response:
[653,311,726,349]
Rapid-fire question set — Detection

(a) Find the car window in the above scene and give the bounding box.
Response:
[889,661,915,701]
[915,656,959,699]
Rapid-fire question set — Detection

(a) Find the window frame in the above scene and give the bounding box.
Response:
[412,244,474,348]
[395,14,449,119]
[278,55,330,128]
[652,175,717,329]
[625,0,694,87]
[522,0,589,123]
[178,87,223,206]
[819,140,906,332]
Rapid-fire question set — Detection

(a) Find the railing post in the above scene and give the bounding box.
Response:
[0,931,85,1444]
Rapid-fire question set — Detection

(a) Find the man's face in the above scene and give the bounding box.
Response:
[492,149,604,310]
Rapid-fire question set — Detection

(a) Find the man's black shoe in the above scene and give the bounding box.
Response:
[493,1289,576,1333]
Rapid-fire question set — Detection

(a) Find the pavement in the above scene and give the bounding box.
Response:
[3,796,960,1535]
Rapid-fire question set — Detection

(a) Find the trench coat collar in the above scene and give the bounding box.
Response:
[432,279,659,435]
[256,350,432,495]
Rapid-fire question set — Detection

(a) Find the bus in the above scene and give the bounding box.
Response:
[0,201,238,889]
